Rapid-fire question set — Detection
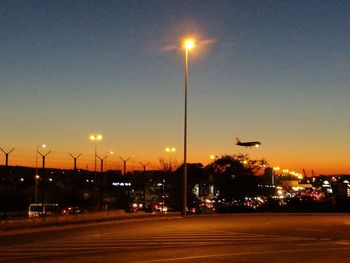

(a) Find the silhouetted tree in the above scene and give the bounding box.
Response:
[205,154,265,200]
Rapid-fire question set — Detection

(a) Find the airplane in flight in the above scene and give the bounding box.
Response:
[235,138,261,148]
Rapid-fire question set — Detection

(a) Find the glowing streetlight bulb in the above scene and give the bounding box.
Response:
[90,134,103,141]
[184,39,195,50]
[89,134,103,178]
[165,147,176,153]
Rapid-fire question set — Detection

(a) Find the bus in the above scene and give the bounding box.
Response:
[28,203,59,218]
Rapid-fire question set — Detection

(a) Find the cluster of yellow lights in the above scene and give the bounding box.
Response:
[165,147,176,153]
[90,134,103,141]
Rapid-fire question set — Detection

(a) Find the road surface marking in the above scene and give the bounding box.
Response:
[136,247,350,262]
[0,228,319,261]
[296,228,324,232]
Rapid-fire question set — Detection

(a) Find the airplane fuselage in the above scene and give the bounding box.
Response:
[236,141,261,147]
[235,138,261,148]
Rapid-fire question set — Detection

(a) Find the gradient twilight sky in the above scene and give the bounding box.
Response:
[1,0,349,174]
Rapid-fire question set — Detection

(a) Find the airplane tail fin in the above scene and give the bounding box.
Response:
[235,137,241,144]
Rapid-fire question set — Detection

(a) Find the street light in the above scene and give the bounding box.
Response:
[89,134,102,208]
[210,155,217,160]
[89,134,103,173]
[35,144,46,203]
[165,147,176,171]
[182,38,195,217]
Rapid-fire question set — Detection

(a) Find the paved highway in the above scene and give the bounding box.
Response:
[1,214,350,262]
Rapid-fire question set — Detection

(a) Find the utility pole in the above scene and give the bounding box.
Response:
[0,147,15,218]
[119,157,130,176]
[69,153,82,171]
[69,153,82,205]
[139,162,150,205]
[97,155,108,173]
[139,162,150,173]
[0,147,15,167]
[38,150,51,209]
[97,154,109,210]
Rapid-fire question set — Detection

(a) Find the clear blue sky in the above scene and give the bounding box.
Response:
[1,0,349,174]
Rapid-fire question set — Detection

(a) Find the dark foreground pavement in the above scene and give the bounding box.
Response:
[1,213,350,262]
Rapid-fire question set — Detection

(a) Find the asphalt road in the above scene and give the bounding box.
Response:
[1,214,350,262]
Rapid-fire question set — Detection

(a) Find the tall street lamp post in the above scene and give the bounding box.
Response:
[89,134,103,173]
[165,147,176,171]
[182,39,195,217]
[89,134,102,208]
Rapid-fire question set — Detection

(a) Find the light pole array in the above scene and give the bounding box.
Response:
[182,38,195,217]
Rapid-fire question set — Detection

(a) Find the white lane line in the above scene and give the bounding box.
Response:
[188,226,317,241]
[135,247,350,263]
[332,241,350,245]
[296,228,324,232]
[3,235,307,250]
[0,237,308,253]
